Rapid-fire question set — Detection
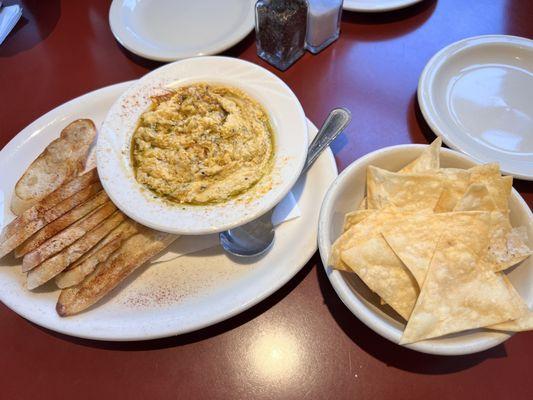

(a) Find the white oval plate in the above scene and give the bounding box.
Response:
[0,81,337,341]
[109,0,255,62]
[418,35,533,180]
[98,57,308,235]
[343,0,422,12]
[318,145,533,355]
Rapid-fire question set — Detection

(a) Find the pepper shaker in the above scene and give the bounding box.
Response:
[255,0,308,71]
[306,0,343,54]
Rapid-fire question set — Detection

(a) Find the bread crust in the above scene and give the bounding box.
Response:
[55,220,138,289]
[56,229,176,316]
[15,190,109,258]
[11,119,96,215]
[22,201,117,272]
[0,171,100,259]
[26,211,127,290]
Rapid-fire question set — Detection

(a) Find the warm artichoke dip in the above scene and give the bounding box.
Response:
[131,83,274,204]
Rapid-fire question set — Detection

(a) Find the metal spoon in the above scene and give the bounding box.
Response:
[219,107,352,257]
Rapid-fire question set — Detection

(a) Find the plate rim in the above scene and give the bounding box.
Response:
[318,143,533,355]
[417,34,533,181]
[343,0,423,12]
[0,80,338,341]
[108,0,255,62]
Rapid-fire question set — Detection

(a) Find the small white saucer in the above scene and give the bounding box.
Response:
[109,0,255,62]
[418,35,533,180]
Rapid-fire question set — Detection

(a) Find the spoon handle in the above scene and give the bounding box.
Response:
[303,108,351,173]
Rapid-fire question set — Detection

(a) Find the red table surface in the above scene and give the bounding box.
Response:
[1,1,532,399]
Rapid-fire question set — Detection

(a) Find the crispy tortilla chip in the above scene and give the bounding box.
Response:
[357,197,367,211]
[454,183,497,212]
[330,209,421,271]
[343,210,374,232]
[469,164,512,212]
[469,163,500,179]
[489,311,533,332]
[341,235,418,320]
[485,216,532,271]
[330,210,395,271]
[454,184,531,271]
[400,138,441,173]
[354,139,441,218]
[488,276,533,332]
[433,168,471,212]
[382,211,491,287]
[401,236,528,344]
[366,167,443,211]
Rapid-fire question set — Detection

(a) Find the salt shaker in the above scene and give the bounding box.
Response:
[255,0,308,71]
[306,0,343,53]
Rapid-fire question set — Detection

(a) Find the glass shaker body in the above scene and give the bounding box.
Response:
[306,0,343,54]
[255,0,308,71]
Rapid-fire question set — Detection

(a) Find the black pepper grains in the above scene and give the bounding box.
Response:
[255,0,308,71]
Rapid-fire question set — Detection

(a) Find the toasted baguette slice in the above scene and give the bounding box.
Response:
[15,190,109,258]
[56,229,177,316]
[22,201,117,272]
[26,211,126,290]
[65,219,138,272]
[55,220,138,289]
[54,238,122,290]
[0,175,101,259]
[1,169,99,244]
[11,119,96,215]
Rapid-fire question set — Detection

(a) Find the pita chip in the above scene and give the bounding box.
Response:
[382,211,491,287]
[341,235,418,320]
[489,310,533,332]
[366,167,443,211]
[343,210,374,232]
[468,164,512,212]
[330,209,407,271]
[433,168,472,212]
[400,138,441,173]
[454,183,497,212]
[401,236,528,344]
[454,185,531,271]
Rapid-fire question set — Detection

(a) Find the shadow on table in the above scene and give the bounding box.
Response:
[221,31,255,59]
[117,30,255,72]
[117,45,165,71]
[315,263,508,374]
[407,92,439,145]
[32,253,318,350]
[0,0,60,57]
[342,0,437,40]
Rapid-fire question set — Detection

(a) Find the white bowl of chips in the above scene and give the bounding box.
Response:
[318,140,533,355]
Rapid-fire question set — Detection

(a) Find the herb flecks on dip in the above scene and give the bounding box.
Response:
[131,83,274,204]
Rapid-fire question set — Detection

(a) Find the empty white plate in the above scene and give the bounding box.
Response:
[418,35,533,180]
[343,0,423,12]
[109,0,255,62]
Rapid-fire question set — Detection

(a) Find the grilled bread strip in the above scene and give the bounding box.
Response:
[55,238,123,290]
[27,211,127,290]
[55,220,138,289]
[15,190,109,258]
[65,219,138,272]
[56,229,177,316]
[0,169,99,245]
[0,175,101,259]
[22,201,117,272]
[11,119,96,215]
